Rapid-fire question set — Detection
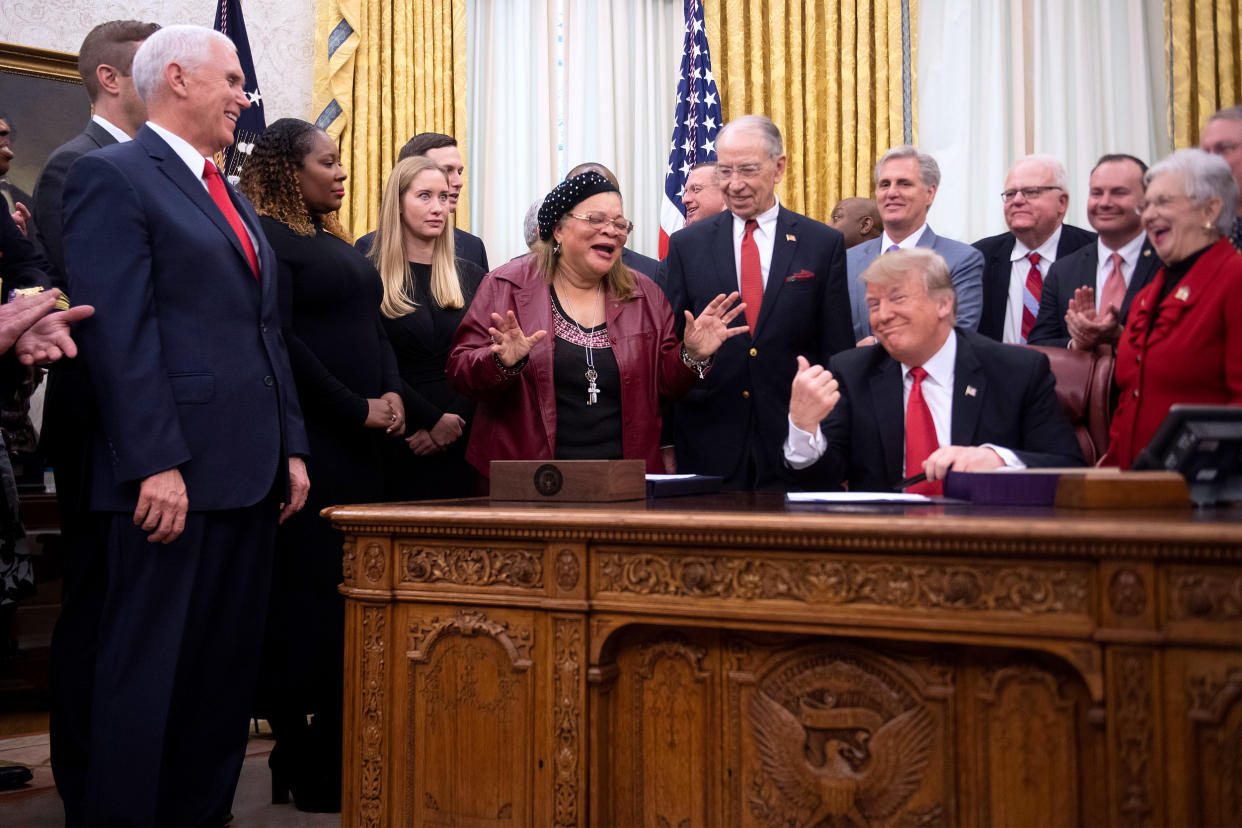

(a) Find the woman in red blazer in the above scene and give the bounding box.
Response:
[1107,149,1242,468]
[447,172,745,477]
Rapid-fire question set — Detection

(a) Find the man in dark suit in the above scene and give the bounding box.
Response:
[355,131,489,270]
[786,248,1082,491]
[58,25,309,825]
[974,154,1096,343]
[1029,154,1161,349]
[663,114,854,489]
[0,115,38,247]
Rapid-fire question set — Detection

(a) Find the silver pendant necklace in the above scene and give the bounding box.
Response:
[558,279,602,405]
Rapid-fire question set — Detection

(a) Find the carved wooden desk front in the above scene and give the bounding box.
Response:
[327,494,1242,828]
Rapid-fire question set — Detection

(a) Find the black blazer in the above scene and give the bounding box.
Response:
[621,246,659,278]
[33,119,117,289]
[63,126,309,511]
[662,206,854,488]
[802,329,1084,491]
[1027,237,1162,347]
[355,226,490,273]
[974,223,1096,340]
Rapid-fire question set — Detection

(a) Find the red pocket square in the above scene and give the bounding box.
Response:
[786,269,814,282]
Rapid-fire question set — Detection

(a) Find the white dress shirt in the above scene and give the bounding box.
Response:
[783,331,1024,474]
[731,198,780,290]
[92,114,132,144]
[879,222,927,252]
[1004,224,1063,344]
[1094,231,1146,304]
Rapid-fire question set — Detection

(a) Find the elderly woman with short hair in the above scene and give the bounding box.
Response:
[447,171,745,478]
[1106,148,1242,468]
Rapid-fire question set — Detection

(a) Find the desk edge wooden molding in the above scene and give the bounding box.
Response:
[328,497,1242,828]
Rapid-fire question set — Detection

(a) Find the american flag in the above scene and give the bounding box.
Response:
[658,0,723,258]
[213,0,266,183]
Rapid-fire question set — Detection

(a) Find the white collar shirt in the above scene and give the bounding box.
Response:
[731,198,781,290]
[879,222,927,253]
[92,114,131,144]
[1004,224,1063,344]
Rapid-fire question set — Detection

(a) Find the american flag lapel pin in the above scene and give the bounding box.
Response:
[786,234,796,242]
[965,385,977,397]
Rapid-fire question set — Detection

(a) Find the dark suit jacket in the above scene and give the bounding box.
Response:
[62,126,308,512]
[1027,237,1162,347]
[34,120,117,290]
[355,226,489,272]
[974,223,1096,340]
[663,206,854,487]
[621,247,659,278]
[803,329,1084,490]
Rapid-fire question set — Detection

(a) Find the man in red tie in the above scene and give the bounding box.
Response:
[974,155,1096,344]
[59,24,309,825]
[784,248,1082,492]
[662,115,854,489]
[1028,154,1163,349]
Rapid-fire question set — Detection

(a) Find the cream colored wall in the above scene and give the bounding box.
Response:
[0,0,315,123]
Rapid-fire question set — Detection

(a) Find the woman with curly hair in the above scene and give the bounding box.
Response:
[239,117,405,812]
[369,156,486,498]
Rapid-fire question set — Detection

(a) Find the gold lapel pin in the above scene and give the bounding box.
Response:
[786,234,796,242]
[1174,286,1190,301]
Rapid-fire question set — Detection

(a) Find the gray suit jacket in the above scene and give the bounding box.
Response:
[846,225,984,341]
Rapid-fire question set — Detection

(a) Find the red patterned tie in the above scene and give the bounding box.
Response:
[740,219,762,331]
[1099,251,1126,315]
[905,366,943,495]
[1020,251,1041,342]
[203,159,260,280]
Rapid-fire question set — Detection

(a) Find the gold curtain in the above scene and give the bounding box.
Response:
[313,0,469,237]
[703,0,917,223]
[1165,0,1242,149]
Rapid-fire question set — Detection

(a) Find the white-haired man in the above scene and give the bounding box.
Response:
[974,154,1095,343]
[58,24,309,825]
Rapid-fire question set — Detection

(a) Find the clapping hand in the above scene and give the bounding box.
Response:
[1065,286,1121,350]
[11,203,31,237]
[488,310,546,367]
[13,299,95,366]
[682,291,748,361]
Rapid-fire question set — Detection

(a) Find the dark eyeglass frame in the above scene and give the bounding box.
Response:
[999,185,1064,203]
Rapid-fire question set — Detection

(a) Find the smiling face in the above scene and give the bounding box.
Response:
[682,165,725,225]
[1002,158,1068,247]
[424,145,464,212]
[1141,170,1222,265]
[716,128,784,221]
[178,39,249,156]
[875,157,935,241]
[296,129,346,215]
[1200,117,1242,212]
[1087,159,1145,245]
[553,191,626,280]
[400,168,451,243]
[866,269,954,367]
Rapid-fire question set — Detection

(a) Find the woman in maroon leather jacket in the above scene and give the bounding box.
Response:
[447,172,745,477]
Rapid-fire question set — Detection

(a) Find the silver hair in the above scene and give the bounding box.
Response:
[1146,148,1239,237]
[132,25,235,103]
[522,198,541,249]
[1207,104,1242,125]
[1010,154,1068,190]
[875,145,940,190]
[717,115,783,159]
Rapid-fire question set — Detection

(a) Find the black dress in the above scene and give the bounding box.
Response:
[382,259,485,499]
[257,217,402,806]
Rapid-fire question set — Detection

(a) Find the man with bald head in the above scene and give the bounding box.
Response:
[662,114,853,489]
[828,197,883,248]
[1200,105,1242,250]
[974,154,1095,343]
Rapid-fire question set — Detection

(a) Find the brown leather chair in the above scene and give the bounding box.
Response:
[1022,345,1115,465]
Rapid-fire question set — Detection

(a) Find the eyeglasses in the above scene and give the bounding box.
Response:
[567,212,633,235]
[715,164,764,181]
[1000,185,1063,203]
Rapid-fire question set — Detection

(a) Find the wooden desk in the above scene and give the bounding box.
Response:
[327,494,1242,827]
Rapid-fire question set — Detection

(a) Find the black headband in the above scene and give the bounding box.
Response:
[537,171,620,241]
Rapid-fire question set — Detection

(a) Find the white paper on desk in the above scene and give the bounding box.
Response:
[786,491,933,504]
[645,474,700,481]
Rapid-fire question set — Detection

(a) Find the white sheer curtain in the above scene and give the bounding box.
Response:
[918,0,1169,244]
[466,0,681,263]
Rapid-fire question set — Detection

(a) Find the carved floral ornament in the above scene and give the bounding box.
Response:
[553,619,582,827]
[407,607,534,671]
[556,549,580,590]
[399,543,543,589]
[1108,568,1148,617]
[597,553,1090,614]
[1169,571,1242,620]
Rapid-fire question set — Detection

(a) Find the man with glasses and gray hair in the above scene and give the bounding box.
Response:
[662,114,853,490]
[846,145,984,343]
[1199,104,1242,251]
[974,154,1095,343]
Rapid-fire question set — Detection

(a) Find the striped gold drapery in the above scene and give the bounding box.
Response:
[703,0,918,223]
[1165,0,1242,148]
[313,0,469,237]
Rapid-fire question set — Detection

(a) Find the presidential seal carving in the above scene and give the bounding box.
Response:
[747,647,938,827]
[534,463,564,496]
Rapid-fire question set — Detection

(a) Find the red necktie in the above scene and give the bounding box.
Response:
[1099,251,1126,315]
[203,159,260,280]
[1020,251,1041,342]
[740,219,762,331]
[905,366,943,495]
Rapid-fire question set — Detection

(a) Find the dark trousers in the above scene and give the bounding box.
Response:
[54,500,277,826]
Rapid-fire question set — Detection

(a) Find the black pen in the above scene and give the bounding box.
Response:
[895,472,927,491]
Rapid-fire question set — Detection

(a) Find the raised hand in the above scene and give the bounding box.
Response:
[682,291,748,361]
[488,310,547,367]
[1065,286,1121,349]
[788,355,840,433]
